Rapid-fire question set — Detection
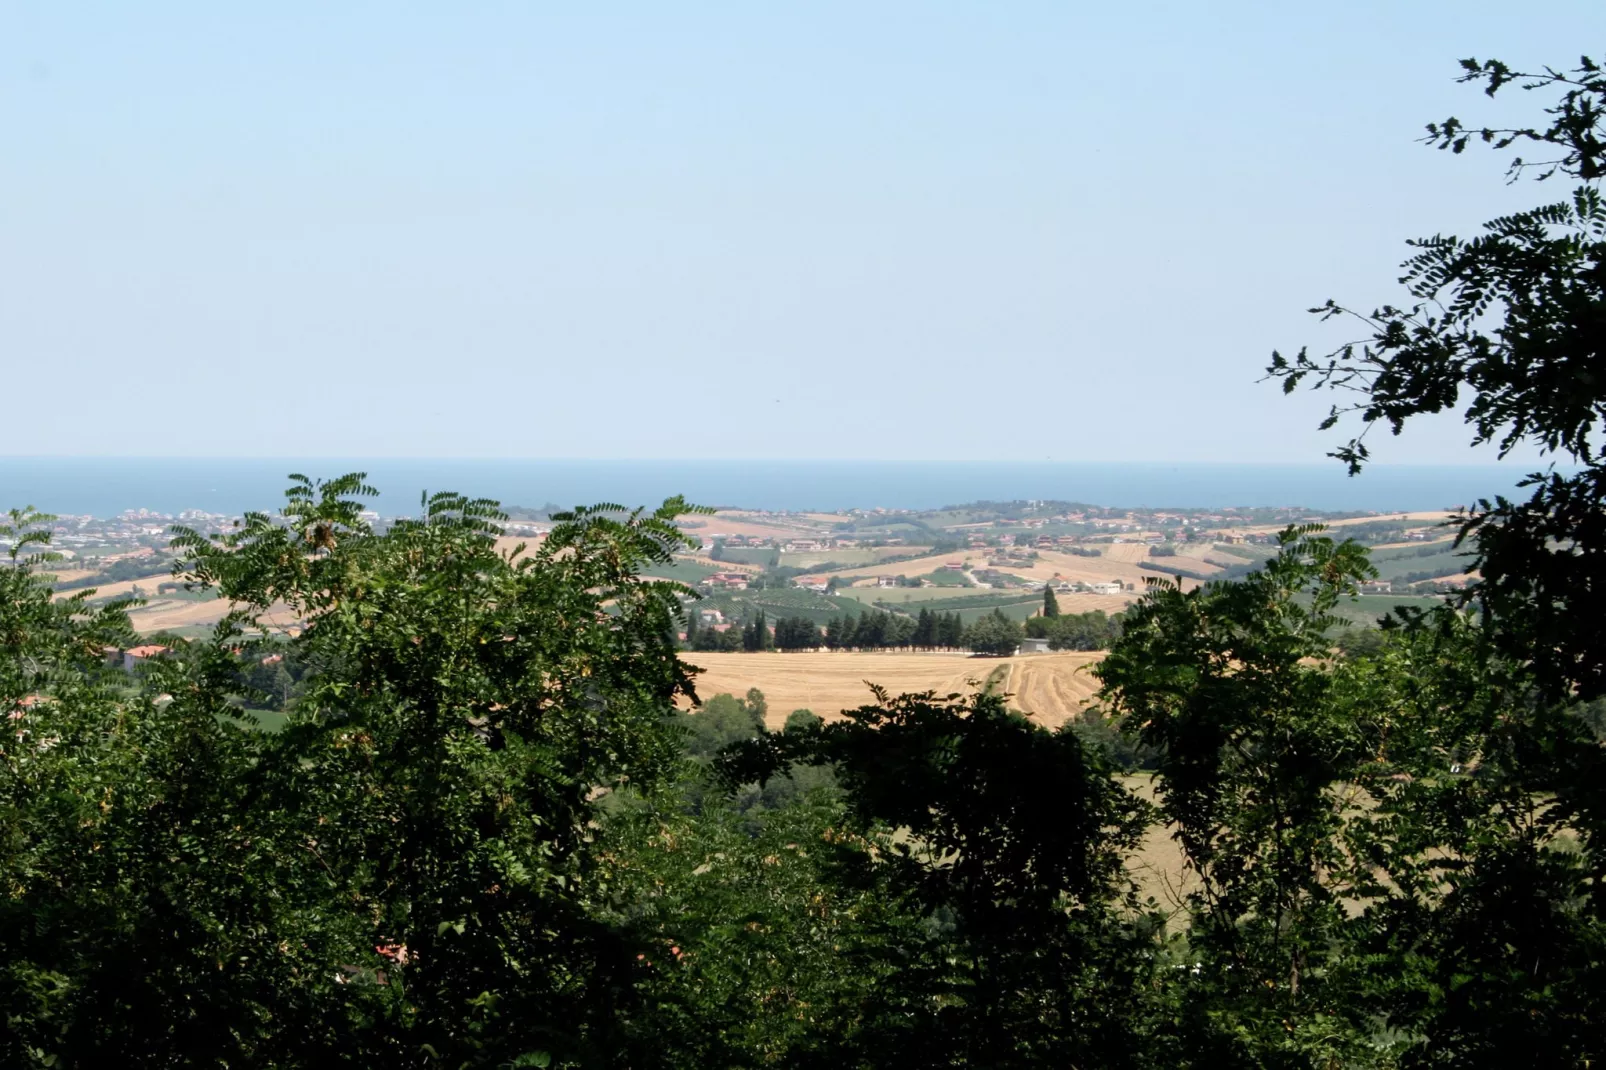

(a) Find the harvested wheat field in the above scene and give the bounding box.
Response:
[52,577,172,603]
[126,598,237,633]
[704,512,811,540]
[682,650,1107,729]
[1317,510,1456,529]
[43,568,99,586]
[126,598,301,635]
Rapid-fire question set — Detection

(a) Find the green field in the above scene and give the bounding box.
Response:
[779,546,933,570]
[1323,593,1454,628]
[952,599,1041,624]
[713,547,779,567]
[831,585,1005,606]
[1368,540,1474,582]
[1210,543,1270,562]
[227,707,292,732]
[694,589,865,625]
[778,549,881,569]
[641,559,722,583]
[839,587,1046,618]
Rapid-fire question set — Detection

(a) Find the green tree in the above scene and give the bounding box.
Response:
[2,477,707,1067]
[783,708,820,732]
[913,607,937,648]
[965,609,1021,656]
[741,611,773,652]
[715,688,1156,1067]
[1042,584,1060,618]
[680,693,763,761]
[743,687,768,727]
[773,616,821,651]
[1100,525,1606,1065]
[1024,608,1122,651]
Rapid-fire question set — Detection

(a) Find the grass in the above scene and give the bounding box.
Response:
[713,547,779,567]
[224,707,292,732]
[836,589,1047,623]
[694,589,865,625]
[779,549,881,568]
[1211,543,1267,561]
[1367,540,1474,582]
[641,559,722,583]
[1323,594,1453,628]
[953,599,1040,624]
[831,585,1002,606]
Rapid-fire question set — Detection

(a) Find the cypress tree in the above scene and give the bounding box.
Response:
[1043,584,1061,618]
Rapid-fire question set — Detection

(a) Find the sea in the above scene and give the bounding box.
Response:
[0,458,1552,519]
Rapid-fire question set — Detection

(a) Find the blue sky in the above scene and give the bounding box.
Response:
[2,2,1599,462]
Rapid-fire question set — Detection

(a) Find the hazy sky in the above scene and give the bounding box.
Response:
[3,2,1599,462]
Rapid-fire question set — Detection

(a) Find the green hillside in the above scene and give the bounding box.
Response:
[1368,539,1474,583]
[693,588,865,625]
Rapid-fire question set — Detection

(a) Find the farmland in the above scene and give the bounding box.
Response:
[1323,593,1454,628]
[694,588,866,625]
[778,546,923,569]
[681,649,1107,729]
[1367,538,1475,583]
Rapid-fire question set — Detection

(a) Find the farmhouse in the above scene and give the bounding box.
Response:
[704,573,750,591]
[121,644,170,672]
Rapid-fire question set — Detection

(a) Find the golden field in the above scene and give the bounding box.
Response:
[681,649,1107,729]
[682,649,1194,902]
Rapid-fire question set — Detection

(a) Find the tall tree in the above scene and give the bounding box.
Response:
[913,607,937,648]
[1042,584,1061,618]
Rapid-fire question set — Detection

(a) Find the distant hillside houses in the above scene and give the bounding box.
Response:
[711,534,773,547]
[703,572,750,591]
[1050,580,1127,596]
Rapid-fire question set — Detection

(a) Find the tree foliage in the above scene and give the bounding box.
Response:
[964,609,1021,656]
[1269,55,1606,699]
[3,477,706,1067]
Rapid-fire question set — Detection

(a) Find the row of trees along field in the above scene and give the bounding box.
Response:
[2,57,1605,1067]
[688,602,1124,656]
